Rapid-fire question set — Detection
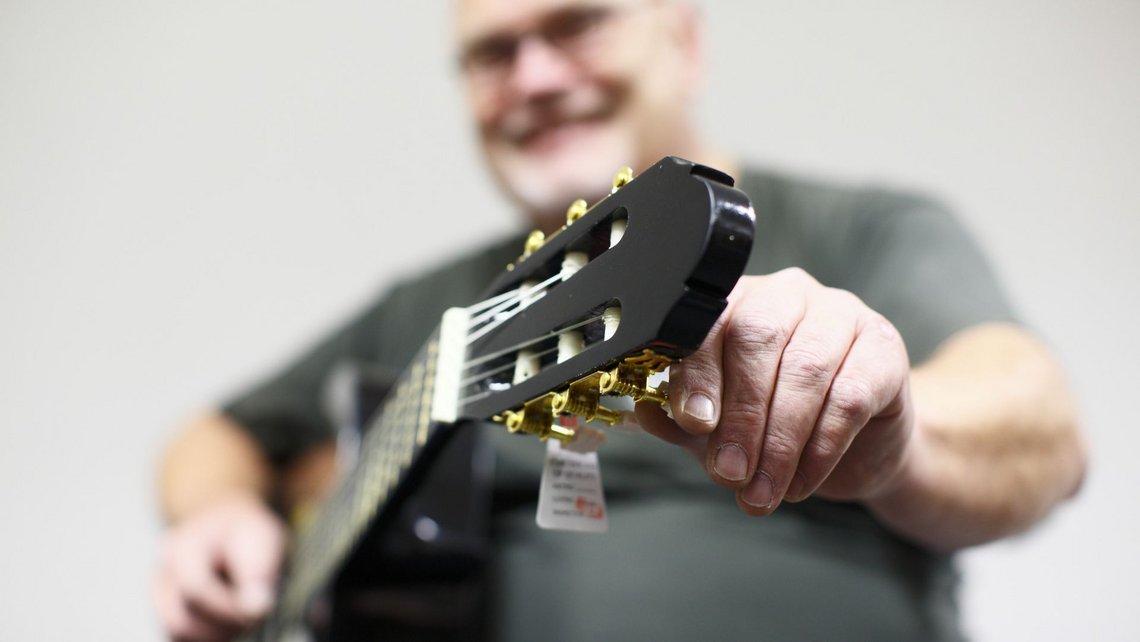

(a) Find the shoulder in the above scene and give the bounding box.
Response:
[384,233,525,308]
[737,165,951,226]
[350,232,525,370]
[735,166,962,284]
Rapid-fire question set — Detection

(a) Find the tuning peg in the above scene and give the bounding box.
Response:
[565,198,588,225]
[552,373,622,426]
[521,229,545,259]
[495,394,577,442]
[611,166,634,194]
[599,358,671,407]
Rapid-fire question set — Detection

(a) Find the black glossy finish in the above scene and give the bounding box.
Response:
[463,156,755,420]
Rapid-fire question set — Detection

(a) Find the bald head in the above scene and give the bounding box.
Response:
[454,0,706,229]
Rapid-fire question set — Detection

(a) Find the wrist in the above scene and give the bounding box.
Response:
[165,485,272,527]
[861,418,962,551]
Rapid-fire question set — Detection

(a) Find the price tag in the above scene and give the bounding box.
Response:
[536,439,609,533]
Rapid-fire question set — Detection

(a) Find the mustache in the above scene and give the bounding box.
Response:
[497,90,619,144]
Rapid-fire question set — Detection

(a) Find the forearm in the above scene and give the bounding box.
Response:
[865,323,1086,551]
[159,412,277,523]
[159,412,341,524]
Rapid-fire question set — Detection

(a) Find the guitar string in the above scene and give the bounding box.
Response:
[458,344,558,386]
[455,314,604,406]
[461,313,604,371]
[462,283,531,315]
[465,274,561,330]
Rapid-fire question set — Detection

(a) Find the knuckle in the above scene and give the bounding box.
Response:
[808,425,849,464]
[780,344,835,387]
[760,429,802,466]
[778,266,815,285]
[796,434,848,492]
[671,357,719,392]
[826,286,864,308]
[713,401,768,450]
[827,380,874,424]
[725,311,789,358]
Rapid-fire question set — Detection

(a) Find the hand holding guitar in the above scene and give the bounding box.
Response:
[637,268,914,515]
[639,265,1084,553]
[154,492,286,642]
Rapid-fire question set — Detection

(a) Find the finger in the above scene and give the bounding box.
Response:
[155,567,237,642]
[812,314,912,500]
[667,311,728,435]
[219,509,286,619]
[705,271,805,489]
[166,534,247,627]
[741,288,859,510]
[634,400,706,463]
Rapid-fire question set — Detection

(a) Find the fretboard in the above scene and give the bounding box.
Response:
[268,328,445,631]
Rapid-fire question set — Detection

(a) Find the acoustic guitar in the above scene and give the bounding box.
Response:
[253,156,756,640]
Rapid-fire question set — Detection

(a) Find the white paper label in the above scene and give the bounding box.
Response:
[536,439,609,533]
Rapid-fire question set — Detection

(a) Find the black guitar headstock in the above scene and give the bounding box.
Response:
[447,156,755,441]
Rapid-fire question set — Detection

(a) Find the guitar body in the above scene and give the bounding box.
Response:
[326,423,494,641]
[253,157,756,641]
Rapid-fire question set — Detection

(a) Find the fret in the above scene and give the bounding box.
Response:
[273,330,453,628]
[418,340,438,446]
[397,374,417,467]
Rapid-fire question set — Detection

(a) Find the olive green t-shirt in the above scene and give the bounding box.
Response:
[224,167,1015,641]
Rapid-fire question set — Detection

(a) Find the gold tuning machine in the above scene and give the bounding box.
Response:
[517,167,632,266]
[599,349,672,406]
[611,166,634,193]
[520,229,546,260]
[552,372,621,426]
[495,393,576,442]
[565,198,588,225]
[492,350,674,443]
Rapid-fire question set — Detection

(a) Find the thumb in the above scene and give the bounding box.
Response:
[220,508,287,618]
[635,401,707,463]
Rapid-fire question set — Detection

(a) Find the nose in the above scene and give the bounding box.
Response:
[506,35,579,98]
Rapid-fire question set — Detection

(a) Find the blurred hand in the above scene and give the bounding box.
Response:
[637,268,916,514]
[153,492,286,642]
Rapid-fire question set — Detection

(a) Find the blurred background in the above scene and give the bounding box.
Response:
[1,1,1137,639]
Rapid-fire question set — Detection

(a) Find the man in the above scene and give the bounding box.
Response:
[154,1,1086,640]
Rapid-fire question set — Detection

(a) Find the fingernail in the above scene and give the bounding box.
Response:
[787,472,807,501]
[713,443,748,481]
[239,583,274,616]
[683,392,716,422]
[742,472,774,509]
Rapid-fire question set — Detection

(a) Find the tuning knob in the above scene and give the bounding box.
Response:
[565,198,588,225]
[496,395,577,442]
[521,229,545,259]
[599,359,671,407]
[611,166,634,193]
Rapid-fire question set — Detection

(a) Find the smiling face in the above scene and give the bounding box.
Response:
[456,0,703,229]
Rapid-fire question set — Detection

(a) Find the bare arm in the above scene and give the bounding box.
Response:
[159,413,276,523]
[159,412,338,522]
[865,323,1086,551]
[637,270,1087,552]
[154,414,337,641]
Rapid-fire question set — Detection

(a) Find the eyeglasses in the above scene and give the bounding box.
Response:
[458,4,641,87]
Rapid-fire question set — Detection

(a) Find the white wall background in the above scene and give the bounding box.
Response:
[1,1,1136,640]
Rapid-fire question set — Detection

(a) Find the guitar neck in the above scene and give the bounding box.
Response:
[270,327,448,631]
